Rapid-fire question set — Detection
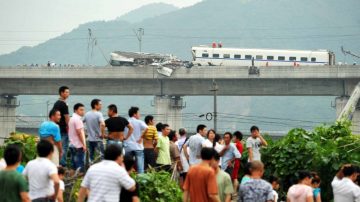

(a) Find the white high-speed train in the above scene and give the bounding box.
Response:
[191,46,335,66]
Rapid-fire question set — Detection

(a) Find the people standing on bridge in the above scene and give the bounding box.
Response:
[38,108,62,166]
[68,103,86,174]
[124,107,148,174]
[104,104,133,152]
[23,139,60,202]
[53,86,70,167]
[184,124,207,166]
[219,132,241,177]
[143,115,158,170]
[84,99,105,163]
[246,126,268,162]
[155,124,171,172]
[0,145,30,202]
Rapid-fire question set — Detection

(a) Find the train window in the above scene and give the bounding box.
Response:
[202,53,209,58]
[278,56,285,61]
[311,57,316,62]
[256,55,263,60]
[289,57,297,61]
[213,54,220,58]
[267,56,274,60]
[301,57,308,62]
[234,54,241,59]
[224,54,230,58]
[245,55,252,59]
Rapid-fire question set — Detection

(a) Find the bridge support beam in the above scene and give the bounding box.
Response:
[154,96,186,131]
[0,95,18,145]
[335,96,360,134]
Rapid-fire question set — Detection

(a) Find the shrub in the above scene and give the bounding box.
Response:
[261,120,360,201]
[0,132,38,165]
[135,170,182,202]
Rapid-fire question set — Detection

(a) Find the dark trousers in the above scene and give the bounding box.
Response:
[69,147,85,172]
[144,148,156,170]
[225,166,234,178]
[88,141,104,162]
[32,198,55,202]
[157,164,171,173]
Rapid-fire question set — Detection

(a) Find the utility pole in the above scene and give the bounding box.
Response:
[46,100,50,120]
[210,80,219,131]
[87,28,92,65]
[134,28,144,53]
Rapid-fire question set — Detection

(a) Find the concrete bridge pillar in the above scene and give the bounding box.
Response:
[0,95,18,145]
[335,96,360,134]
[153,96,186,131]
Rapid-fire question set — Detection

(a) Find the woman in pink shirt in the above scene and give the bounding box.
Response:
[287,170,314,202]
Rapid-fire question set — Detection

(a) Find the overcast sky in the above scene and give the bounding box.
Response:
[0,0,201,55]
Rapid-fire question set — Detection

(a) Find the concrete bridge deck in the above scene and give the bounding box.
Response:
[0,65,359,96]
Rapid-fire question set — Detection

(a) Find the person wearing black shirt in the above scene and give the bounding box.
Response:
[52,86,70,167]
[120,155,140,202]
[105,104,133,149]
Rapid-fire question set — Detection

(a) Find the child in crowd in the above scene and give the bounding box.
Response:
[311,172,322,202]
[57,167,65,202]
[268,176,280,202]
[240,162,252,185]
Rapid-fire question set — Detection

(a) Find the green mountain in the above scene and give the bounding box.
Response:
[0,0,359,65]
[116,3,178,23]
[4,0,358,132]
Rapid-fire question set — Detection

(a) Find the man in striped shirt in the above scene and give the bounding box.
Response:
[77,144,136,202]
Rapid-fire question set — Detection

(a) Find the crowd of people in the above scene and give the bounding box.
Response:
[0,85,360,202]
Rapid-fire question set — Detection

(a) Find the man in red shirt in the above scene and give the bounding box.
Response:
[183,147,220,202]
[232,131,244,192]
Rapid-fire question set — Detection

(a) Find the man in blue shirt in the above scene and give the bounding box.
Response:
[39,108,62,166]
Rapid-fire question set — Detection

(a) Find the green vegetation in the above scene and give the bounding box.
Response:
[1,121,359,201]
[261,120,360,201]
[0,132,38,165]
[135,170,182,202]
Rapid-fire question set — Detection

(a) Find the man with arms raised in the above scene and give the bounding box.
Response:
[105,104,133,149]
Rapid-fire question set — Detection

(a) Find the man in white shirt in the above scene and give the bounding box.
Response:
[184,124,207,166]
[23,139,60,202]
[332,164,360,202]
[77,144,136,202]
[124,106,148,174]
[246,125,268,162]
